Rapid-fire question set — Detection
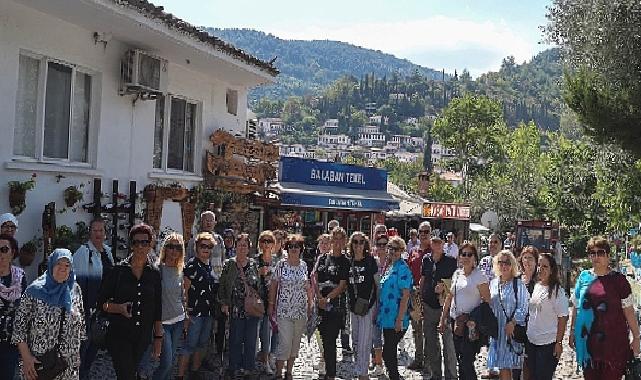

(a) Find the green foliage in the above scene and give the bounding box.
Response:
[433,94,508,198]
[427,173,459,203]
[546,0,641,157]
[381,159,423,193]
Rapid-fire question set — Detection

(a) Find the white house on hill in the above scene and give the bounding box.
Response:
[0,0,277,272]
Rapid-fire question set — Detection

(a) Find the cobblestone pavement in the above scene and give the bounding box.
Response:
[88,324,583,379]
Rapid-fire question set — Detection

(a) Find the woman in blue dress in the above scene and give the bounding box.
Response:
[488,250,529,380]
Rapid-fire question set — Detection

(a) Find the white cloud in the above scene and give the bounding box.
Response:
[267,16,543,76]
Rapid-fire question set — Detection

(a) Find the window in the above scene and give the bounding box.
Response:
[153,95,198,173]
[226,89,238,116]
[13,53,92,163]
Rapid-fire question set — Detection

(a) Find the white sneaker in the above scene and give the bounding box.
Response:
[372,364,385,376]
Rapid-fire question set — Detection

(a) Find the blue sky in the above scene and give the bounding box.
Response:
[154,0,553,76]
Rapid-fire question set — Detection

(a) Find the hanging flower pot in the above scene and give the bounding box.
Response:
[8,173,36,215]
[63,185,83,208]
[143,185,156,202]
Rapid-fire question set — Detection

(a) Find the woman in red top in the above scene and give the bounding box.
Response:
[570,236,641,380]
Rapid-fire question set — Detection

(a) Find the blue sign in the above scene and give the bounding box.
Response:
[279,157,387,191]
[281,192,398,211]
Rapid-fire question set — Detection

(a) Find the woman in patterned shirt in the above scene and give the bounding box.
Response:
[218,233,261,379]
[12,248,85,380]
[268,234,313,380]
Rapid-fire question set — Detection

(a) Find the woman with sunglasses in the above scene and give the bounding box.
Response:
[257,230,279,375]
[268,234,313,380]
[346,232,378,380]
[315,227,350,380]
[377,236,412,380]
[439,243,490,380]
[570,236,640,380]
[0,234,26,380]
[152,233,186,380]
[98,223,162,379]
[526,253,567,380]
[219,233,262,379]
[370,233,389,376]
[177,232,217,379]
[487,250,529,380]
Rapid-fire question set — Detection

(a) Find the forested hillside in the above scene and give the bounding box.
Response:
[209,28,445,100]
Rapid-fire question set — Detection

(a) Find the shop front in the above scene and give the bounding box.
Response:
[421,202,471,243]
[269,157,399,240]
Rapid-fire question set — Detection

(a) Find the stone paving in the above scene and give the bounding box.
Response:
[88,324,583,379]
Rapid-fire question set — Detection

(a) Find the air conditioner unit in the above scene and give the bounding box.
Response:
[120,50,168,96]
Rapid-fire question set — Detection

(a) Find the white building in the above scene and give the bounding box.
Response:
[391,135,412,146]
[317,133,351,149]
[357,133,386,147]
[323,119,339,128]
[358,125,380,134]
[431,141,456,164]
[258,117,283,137]
[369,115,383,124]
[0,0,276,265]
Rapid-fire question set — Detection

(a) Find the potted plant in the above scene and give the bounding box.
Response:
[8,173,37,215]
[63,185,84,208]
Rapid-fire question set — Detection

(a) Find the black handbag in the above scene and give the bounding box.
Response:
[350,258,374,316]
[626,357,641,380]
[89,267,122,348]
[35,309,68,380]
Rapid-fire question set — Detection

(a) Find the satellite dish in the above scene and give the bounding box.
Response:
[481,211,499,231]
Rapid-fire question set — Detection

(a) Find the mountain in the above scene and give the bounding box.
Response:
[208,28,445,101]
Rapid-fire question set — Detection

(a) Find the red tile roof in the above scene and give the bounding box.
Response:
[117,0,278,76]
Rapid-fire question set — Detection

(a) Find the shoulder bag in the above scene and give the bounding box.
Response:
[498,277,527,344]
[350,258,374,316]
[35,308,69,380]
[89,267,122,349]
[239,261,265,318]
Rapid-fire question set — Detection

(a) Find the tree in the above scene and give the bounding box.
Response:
[432,94,508,199]
[546,0,641,156]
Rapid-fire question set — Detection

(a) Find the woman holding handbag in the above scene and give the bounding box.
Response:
[12,248,85,380]
[218,233,262,379]
[346,231,378,380]
[268,234,312,380]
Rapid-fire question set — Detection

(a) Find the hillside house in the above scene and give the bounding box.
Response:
[1,0,277,269]
[317,133,351,149]
[258,117,283,137]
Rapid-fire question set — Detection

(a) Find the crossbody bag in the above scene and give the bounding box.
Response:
[498,277,527,344]
[350,258,374,316]
[36,308,68,380]
[238,261,265,318]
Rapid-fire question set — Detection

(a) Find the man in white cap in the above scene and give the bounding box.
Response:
[444,231,459,259]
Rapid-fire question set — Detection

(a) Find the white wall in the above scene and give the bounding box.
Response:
[0,0,255,248]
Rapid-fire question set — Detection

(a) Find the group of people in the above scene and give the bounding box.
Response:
[1,210,640,380]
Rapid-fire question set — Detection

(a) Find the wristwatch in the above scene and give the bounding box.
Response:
[326,297,331,304]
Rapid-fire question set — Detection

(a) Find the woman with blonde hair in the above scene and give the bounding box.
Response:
[152,233,186,380]
[487,250,529,380]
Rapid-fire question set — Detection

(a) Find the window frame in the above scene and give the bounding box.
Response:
[13,50,97,167]
[153,94,201,175]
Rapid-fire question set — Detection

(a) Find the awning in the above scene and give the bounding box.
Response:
[277,182,399,212]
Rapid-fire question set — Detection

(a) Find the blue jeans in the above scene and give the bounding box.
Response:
[0,342,19,380]
[229,316,260,372]
[152,321,183,380]
[180,315,213,354]
[259,314,279,355]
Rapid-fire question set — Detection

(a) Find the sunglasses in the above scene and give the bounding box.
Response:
[165,243,182,251]
[375,242,388,247]
[352,239,366,245]
[132,239,151,247]
[418,230,431,235]
[199,243,214,250]
[386,246,402,252]
[460,251,475,258]
[259,238,274,244]
[287,243,303,250]
[498,260,512,266]
[0,246,10,254]
[490,241,499,244]
[1,225,17,231]
[589,249,608,257]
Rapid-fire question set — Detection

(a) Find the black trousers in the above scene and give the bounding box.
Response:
[212,284,226,354]
[319,313,343,378]
[527,341,559,380]
[452,332,480,380]
[107,329,150,380]
[382,329,406,380]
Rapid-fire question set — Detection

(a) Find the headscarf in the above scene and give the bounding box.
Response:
[574,269,597,368]
[0,213,18,229]
[25,249,75,312]
[0,266,25,302]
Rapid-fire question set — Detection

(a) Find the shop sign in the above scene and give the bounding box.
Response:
[281,193,396,211]
[279,157,387,190]
[422,202,471,220]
